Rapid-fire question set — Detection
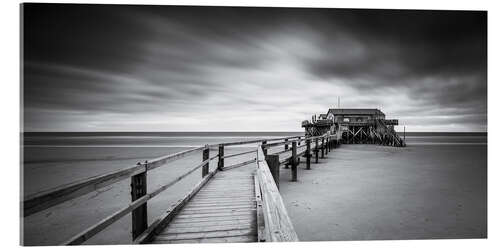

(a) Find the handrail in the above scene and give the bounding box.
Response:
[256,146,299,242]
[23,145,207,217]
[209,135,303,147]
[222,149,257,159]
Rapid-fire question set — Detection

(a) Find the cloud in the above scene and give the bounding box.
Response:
[22,4,487,132]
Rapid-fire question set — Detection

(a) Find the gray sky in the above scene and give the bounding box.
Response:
[23,4,487,132]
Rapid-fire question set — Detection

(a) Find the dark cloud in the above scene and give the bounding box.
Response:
[22,4,487,132]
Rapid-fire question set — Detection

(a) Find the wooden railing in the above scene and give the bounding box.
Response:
[254,133,339,242]
[22,134,311,245]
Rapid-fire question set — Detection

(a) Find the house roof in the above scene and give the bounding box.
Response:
[327,108,385,116]
[318,114,327,119]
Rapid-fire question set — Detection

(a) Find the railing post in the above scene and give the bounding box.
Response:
[262,140,268,157]
[284,139,289,169]
[202,145,209,177]
[265,154,280,189]
[306,139,311,170]
[218,144,224,171]
[298,136,301,146]
[291,141,297,181]
[131,162,148,240]
[321,137,325,158]
[315,138,319,163]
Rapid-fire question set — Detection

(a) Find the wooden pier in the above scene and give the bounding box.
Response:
[23,133,340,245]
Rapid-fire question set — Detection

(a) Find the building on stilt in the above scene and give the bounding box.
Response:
[301,108,406,147]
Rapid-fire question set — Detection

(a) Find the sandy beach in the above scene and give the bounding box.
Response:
[278,143,487,241]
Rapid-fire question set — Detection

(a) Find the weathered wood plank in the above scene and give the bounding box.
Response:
[146,146,206,171]
[171,214,255,224]
[255,174,265,242]
[155,228,256,241]
[222,149,256,159]
[256,146,299,242]
[152,235,256,244]
[133,169,218,244]
[160,223,255,234]
[222,158,256,171]
[169,219,254,228]
[23,163,146,217]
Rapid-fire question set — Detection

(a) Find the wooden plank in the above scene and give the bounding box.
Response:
[255,174,265,242]
[148,158,210,198]
[154,228,256,241]
[256,146,299,242]
[186,202,254,208]
[189,200,255,205]
[175,211,254,219]
[180,208,256,216]
[181,205,256,212]
[222,149,256,159]
[24,144,215,217]
[23,163,146,217]
[146,146,206,171]
[169,219,254,228]
[222,158,256,171]
[171,214,255,224]
[63,195,149,245]
[133,169,218,244]
[160,223,255,234]
[152,235,256,244]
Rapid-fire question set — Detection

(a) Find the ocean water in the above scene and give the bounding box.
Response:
[21,131,486,192]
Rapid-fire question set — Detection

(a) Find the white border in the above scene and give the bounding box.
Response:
[2,1,498,250]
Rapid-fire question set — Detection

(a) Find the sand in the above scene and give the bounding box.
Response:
[278,144,487,241]
[22,146,256,245]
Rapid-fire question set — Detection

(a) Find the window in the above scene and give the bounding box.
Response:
[343,118,350,122]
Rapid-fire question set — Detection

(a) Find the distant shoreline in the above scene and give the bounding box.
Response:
[22,131,487,136]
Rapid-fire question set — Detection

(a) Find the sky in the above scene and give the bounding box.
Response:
[22,4,487,132]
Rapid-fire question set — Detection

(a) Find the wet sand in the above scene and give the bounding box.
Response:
[278,144,487,241]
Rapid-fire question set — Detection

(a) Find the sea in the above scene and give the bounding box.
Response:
[21,131,486,192]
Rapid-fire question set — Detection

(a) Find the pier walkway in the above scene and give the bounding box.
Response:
[151,164,257,244]
[23,134,340,245]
